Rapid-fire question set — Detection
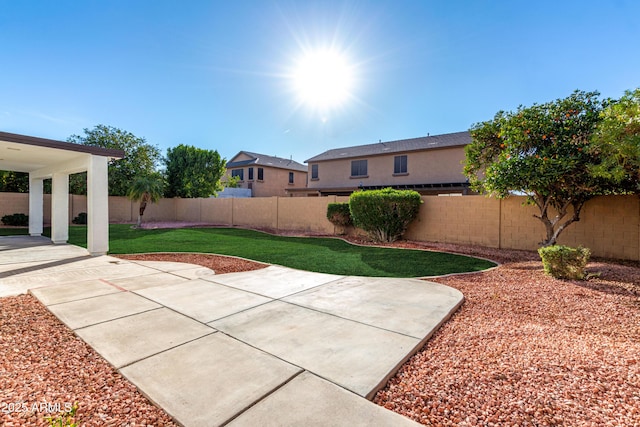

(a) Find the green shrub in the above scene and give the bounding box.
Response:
[538,245,591,280]
[349,188,422,242]
[326,203,352,227]
[72,212,87,225]
[1,213,29,226]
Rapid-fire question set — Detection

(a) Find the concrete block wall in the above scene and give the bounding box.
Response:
[232,198,278,229]
[406,196,501,247]
[0,192,30,219]
[201,198,233,224]
[1,192,638,261]
[278,196,337,234]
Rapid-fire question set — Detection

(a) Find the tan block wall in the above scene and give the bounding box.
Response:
[498,197,543,250]
[308,147,466,189]
[201,198,233,224]
[555,195,639,260]
[176,198,201,222]
[70,195,87,221]
[0,192,30,218]
[232,197,278,229]
[1,192,638,261]
[109,196,134,223]
[138,198,177,222]
[405,195,501,247]
[277,196,337,234]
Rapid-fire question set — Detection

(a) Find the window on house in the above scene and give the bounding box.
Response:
[289,172,294,184]
[248,167,254,180]
[311,164,319,180]
[394,155,408,174]
[231,169,244,181]
[257,167,264,180]
[351,159,368,177]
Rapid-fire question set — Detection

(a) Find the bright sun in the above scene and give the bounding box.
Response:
[292,49,354,110]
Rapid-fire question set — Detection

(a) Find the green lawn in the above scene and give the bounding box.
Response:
[0,228,29,236]
[1,225,496,277]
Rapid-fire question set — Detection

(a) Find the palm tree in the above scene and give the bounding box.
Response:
[127,174,164,228]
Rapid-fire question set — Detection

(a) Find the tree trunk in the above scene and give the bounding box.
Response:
[137,194,149,228]
[534,196,587,247]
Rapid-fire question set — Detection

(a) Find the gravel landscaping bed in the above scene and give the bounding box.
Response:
[115,253,268,274]
[373,245,640,426]
[1,295,178,427]
[2,235,638,426]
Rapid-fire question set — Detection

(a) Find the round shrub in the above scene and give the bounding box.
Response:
[349,188,422,242]
[538,245,591,280]
[72,212,88,225]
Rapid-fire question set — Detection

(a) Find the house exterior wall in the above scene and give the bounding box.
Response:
[223,166,307,197]
[307,146,467,189]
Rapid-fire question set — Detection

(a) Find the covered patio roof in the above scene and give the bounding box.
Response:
[0,131,124,255]
[0,131,123,174]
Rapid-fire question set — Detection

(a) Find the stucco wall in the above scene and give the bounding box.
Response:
[308,146,467,189]
[223,166,308,197]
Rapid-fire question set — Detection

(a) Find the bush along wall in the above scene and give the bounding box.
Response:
[326,203,352,227]
[349,188,422,242]
[1,213,29,226]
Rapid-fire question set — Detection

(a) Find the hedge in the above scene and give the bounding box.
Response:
[349,188,422,242]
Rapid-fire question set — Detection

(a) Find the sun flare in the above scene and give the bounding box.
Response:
[292,49,354,110]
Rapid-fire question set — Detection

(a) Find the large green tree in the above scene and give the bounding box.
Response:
[589,88,640,193]
[0,171,29,192]
[164,144,226,198]
[67,125,162,196]
[464,90,627,247]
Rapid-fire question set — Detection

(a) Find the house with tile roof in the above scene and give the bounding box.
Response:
[287,131,471,196]
[223,151,308,197]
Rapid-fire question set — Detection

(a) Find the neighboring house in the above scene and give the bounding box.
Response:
[223,151,308,197]
[288,131,472,196]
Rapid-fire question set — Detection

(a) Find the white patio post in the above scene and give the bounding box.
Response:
[51,172,69,244]
[86,155,109,256]
[28,175,44,236]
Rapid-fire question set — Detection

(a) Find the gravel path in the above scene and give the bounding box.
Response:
[2,236,639,426]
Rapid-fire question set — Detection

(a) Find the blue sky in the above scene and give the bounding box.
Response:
[1,1,638,164]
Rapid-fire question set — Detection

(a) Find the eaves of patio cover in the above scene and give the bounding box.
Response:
[0,131,124,255]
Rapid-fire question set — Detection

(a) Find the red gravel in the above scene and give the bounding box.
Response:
[374,245,640,426]
[1,294,178,427]
[115,253,268,274]
[2,234,639,426]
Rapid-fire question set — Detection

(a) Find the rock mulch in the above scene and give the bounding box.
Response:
[0,295,178,427]
[1,237,639,426]
[373,245,640,427]
[115,253,268,274]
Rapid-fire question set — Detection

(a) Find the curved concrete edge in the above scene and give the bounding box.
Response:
[365,286,464,400]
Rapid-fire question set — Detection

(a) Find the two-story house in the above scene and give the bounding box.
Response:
[287,131,471,196]
[223,151,308,197]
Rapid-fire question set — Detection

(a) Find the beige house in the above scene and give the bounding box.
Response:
[287,131,471,196]
[223,151,308,197]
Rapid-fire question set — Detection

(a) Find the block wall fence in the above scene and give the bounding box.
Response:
[1,192,638,261]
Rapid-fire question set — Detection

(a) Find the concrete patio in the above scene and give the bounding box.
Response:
[1,235,464,426]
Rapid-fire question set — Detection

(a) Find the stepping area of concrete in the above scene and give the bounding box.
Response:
[1,236,465,426]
